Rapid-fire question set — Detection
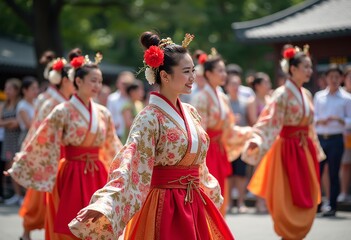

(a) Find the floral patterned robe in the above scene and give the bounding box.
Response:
[18,86,68,231]
[191,84,251,192]
[69,92,232,239]
[241,80,325,239]
[9,94,122,239]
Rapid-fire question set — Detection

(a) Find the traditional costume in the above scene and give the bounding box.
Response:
[69,92,234,239]
[19,86,68,234]
[9,94,122,239]
[242,80,325,239]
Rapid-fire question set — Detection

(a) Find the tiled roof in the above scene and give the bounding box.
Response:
[232,0,351,43]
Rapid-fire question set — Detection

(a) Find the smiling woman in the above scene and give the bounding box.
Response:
[6,53,123,240]
[69,31,235,240]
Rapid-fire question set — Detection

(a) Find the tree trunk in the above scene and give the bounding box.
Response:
[32,0,63,82]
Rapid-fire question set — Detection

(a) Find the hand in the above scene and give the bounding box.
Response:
[3,170,10,176]
[328,116,345,125]
[75,209,103,223]
[246,142,259,155]
[317,119,328,125]
[7,119,18,129]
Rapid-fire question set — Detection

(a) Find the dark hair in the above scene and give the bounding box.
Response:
[74,64,100,89]
[288,51,309,75]
[21,76,38,97]
[39,50,56,65]
[325,63,343,76]
[68,48,82,61]
[226,63,242,76]
[126,82,140,96]
[140,31,188,85]
[203,55,224,80]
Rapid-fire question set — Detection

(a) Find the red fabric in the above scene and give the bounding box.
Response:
[206,129,232,194]
[151,166,234,240]
[280,126,320,208]
[54,146,108,235]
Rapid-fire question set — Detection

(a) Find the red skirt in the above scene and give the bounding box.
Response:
[206,129,232,193]
[46,146,108,239]
[124,165,234,240]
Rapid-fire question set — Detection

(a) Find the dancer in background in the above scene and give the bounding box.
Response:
[191,48,251,216]
[242,45,325,240]
[6,53,122,240]
[18,55,75,240]
[69,31,234,240]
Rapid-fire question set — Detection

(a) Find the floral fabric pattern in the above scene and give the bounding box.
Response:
[9,100,122,192]
[69,103,222,239]
[242,83,325,165]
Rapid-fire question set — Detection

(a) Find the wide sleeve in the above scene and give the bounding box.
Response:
[8,106,65,192]
[99,109,123,170]
[69,108,159,239]
[191,92,209,130]
[220,94,252,161]
[241,88,287,165]
[186,104,223,208]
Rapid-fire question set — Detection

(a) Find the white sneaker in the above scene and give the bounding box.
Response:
[4,194,21,205]
[321,200,331,212]
[337,193,347,202]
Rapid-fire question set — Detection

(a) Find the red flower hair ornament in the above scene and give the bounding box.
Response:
[283,47,296,59]
[138,33,195,85]
[198,53,208,64]
[144,46,164,68]
[47,58,67,85]
[70,56,85,69]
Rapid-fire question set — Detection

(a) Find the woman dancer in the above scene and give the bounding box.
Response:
[7,53,122,239]
[242,45,325,240]
[18,55,75,240]
[69,31,234,240]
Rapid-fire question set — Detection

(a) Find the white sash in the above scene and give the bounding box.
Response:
[204,84,226,120]
[149,94,199,153]
[286,80,310,116]
[70,95,98,134]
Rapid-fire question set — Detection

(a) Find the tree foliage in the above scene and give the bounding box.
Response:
[1,0,304,82]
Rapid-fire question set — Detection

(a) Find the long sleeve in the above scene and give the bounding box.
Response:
[99,109,123,170]
[69,110,159,239]
[9,106,65,192]
[242,88,287,165]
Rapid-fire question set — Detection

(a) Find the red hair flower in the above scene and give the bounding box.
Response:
[198,53,208,64]
[283,48,296,59]
[144,46,164,68]
[70,56,85,69]
[52,59,65,71]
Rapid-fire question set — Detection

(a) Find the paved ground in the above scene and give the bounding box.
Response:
[1,204,350,239]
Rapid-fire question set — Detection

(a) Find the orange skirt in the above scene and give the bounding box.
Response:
[248,128,320,240]
[19,189,46,231]
[124,165,234,240]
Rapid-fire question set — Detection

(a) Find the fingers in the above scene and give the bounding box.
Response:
[3,171,9,176]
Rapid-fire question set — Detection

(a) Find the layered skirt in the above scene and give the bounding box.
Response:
[124,165,234,239]
[248,126,320,239]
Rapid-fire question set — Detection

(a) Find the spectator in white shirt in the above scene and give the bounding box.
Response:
[17,76,39,145]
[314,64,351,217]
[107,71,135,141]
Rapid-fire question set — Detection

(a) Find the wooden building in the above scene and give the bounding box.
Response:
[232,0,351,92]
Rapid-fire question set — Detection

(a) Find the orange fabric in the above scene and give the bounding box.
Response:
[124,166,234,240]
[248,138,320,240]
[344,134,351,149]
[19,189,46,231]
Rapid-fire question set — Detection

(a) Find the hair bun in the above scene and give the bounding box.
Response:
[39,51,56,65]
[140,31,160,49]
[68,48,82,61]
